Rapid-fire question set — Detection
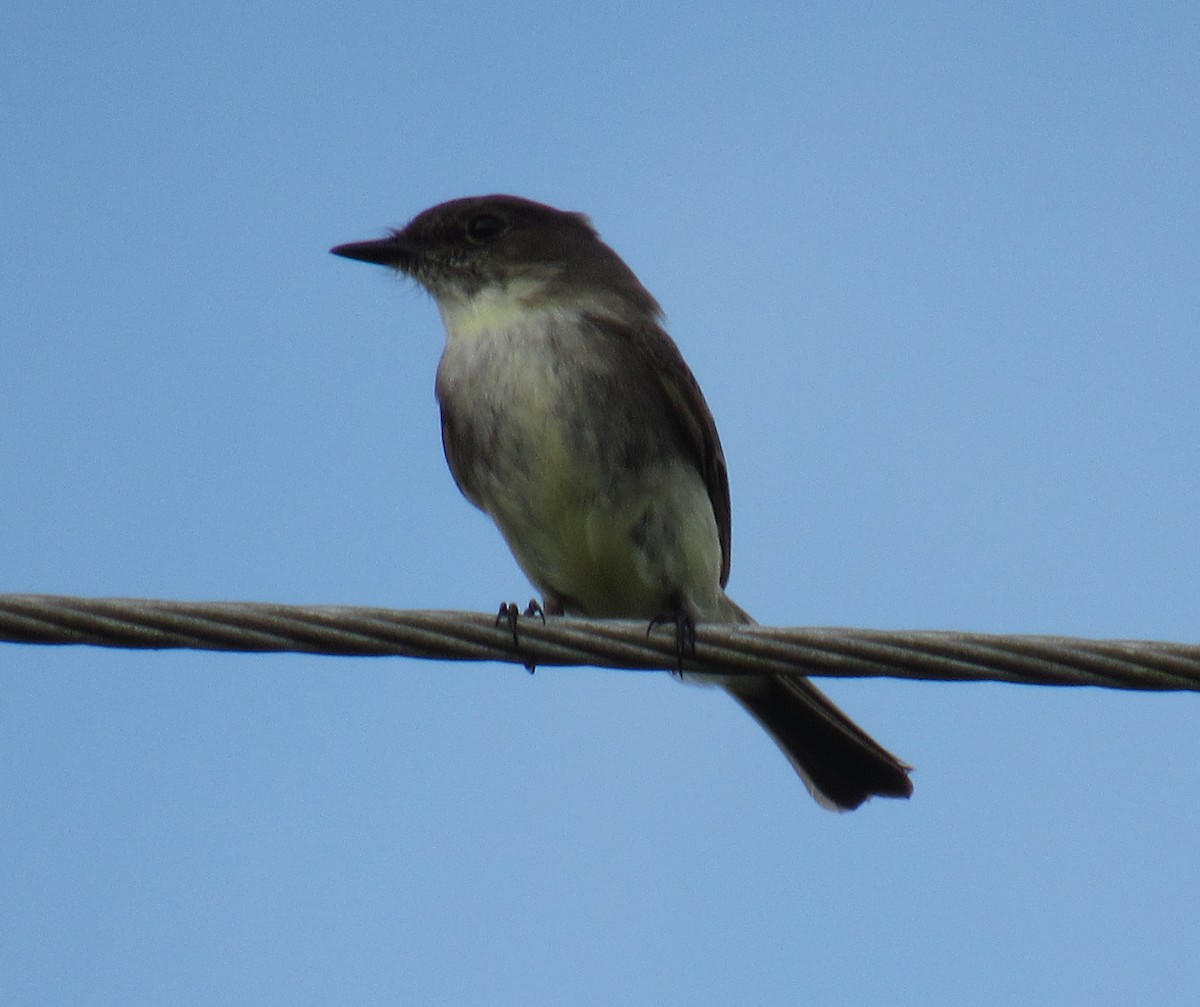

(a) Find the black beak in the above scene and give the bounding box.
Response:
[329,234,411,267]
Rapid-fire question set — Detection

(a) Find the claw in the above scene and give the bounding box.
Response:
[495,602,521,646]
[524,599,546,622]
[647,608,696,676]
[495,599,543,673]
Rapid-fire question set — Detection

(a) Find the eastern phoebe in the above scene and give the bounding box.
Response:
[332,195,912,810]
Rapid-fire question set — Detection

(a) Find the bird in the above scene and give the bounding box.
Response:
[331,195,912,810]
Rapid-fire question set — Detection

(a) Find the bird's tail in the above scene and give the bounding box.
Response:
[715,593,913,811]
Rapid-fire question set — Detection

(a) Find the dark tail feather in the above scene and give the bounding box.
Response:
[712,592,911,810]
[726,675,913,811]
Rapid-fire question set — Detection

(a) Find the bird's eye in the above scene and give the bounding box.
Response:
[465,213,508,243]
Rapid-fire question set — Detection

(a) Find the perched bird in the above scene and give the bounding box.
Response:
[332,195,912,810]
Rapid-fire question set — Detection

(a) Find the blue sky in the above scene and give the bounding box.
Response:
[3,3,1200,1004]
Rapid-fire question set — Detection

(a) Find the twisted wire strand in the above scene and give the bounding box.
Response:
[2,594,1198,691]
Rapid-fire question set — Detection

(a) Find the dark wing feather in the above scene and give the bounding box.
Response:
[438,405,484,510]
[590,316,733,586]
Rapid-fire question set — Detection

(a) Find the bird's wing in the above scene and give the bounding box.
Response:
[591,316,733,587]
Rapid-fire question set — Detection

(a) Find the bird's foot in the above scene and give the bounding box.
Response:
[495,599,545,673]
[646,607,696,676]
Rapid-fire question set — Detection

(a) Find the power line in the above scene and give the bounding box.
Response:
[2,594,1197,691]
